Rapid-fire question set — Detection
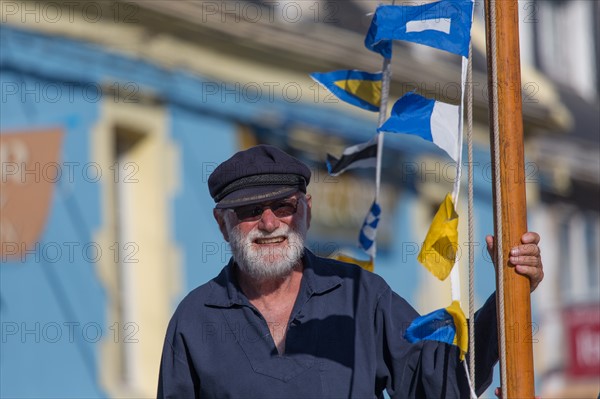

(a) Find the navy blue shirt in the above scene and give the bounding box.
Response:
[158,250,498,398]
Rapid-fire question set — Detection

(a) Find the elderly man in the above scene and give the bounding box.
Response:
[158,145,544,398]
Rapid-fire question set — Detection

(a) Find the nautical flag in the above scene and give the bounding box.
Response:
[359,201,381,257]
[417,193,458,280]
[404,300,468,360]
[310,70,382,112]
[332,253,374,272]
[326,138,378,176]
[378,91,460,163]
[365,0,474,58]
[364,34,393,59]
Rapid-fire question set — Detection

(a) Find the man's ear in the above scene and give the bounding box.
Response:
[213,209,230,242]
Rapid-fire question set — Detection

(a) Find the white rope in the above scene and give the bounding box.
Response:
[466,41,476,397]
[463,358,478,399]
[488,0,508,396]
[448,29,478,399]
[370,56,392,265]
[450,52,468,304]
[375,56,392,202]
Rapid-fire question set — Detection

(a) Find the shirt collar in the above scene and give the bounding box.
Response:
[301,249,343,295]
[204,249,342,308]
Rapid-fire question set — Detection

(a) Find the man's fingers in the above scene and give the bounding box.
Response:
[520,231,540,244]
[488,233,541,253]
[486,235,494,250]
[485,233,544,293]
[486,232,544,292]
[510,243,540,257]
[510,256,540,267]
[515,264,542,276]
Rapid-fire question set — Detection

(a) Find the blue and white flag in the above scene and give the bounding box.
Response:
[378,92,460,163]
[365,0,474,57]
[326,137,378,176]
[359,201,381,257]
[364,34,393,59]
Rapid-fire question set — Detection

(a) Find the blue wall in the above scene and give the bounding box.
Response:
[169,106,239,297]
[0,70,106,397]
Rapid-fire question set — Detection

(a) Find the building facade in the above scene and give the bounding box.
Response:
[1,0,594,397]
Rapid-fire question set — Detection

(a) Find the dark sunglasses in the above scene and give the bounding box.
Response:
[230,197,301,222]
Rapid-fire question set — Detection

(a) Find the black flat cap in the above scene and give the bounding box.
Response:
[208,145,311,209]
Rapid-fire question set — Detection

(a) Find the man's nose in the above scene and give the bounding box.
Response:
[257,208,280,232]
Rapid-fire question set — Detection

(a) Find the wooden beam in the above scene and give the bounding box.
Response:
[484,0,536,397]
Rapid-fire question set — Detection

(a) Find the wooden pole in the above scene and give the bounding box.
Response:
[484,0,535,397]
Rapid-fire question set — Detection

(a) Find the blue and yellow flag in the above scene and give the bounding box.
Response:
[310,70,382,112]
[404,300,468,360]
[417,193,458,280]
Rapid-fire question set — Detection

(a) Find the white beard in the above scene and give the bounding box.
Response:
[228,222,307,281]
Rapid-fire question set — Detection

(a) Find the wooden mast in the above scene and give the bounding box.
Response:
[484,0,535,397]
